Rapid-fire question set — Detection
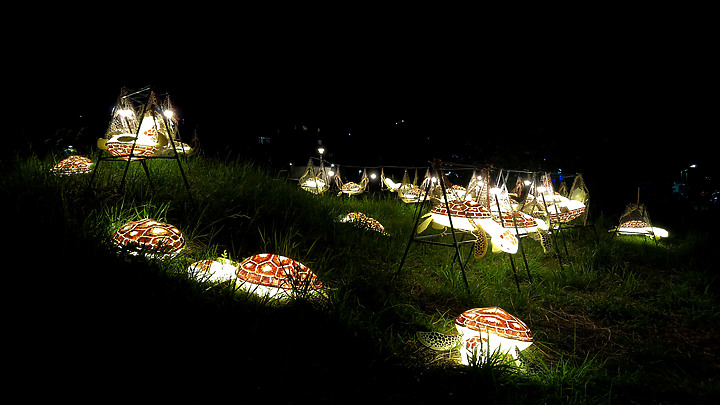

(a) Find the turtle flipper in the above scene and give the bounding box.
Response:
[537,228,552,253]
[472,227,488,259]
[416,331,462,351]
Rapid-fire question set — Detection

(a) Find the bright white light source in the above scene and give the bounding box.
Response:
[370,173,377,180]
[163,109,174,118]
[328,171,335,177]
[118,109,134,118]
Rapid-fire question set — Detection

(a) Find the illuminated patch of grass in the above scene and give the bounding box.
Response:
[3,152,719,403]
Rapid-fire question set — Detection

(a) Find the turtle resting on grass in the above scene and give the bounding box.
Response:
[339,212,389,235]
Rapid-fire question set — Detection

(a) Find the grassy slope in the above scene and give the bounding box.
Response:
[3,153,718,403]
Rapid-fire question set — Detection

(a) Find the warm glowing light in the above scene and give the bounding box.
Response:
[112,218,185,259]
[118,109,134,117]
[455,307,533,366]
[317,147,325,155]
[163,109,174,118]
[235,253,323,299]
[340,212,388,235]
[51,155,93,175]
[426,200,518,254]
[187,259,238,283]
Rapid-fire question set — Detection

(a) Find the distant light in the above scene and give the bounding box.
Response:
[690,164,697,168]
[118,109,134,118]
[328,170,335,177]
[348,132,351,136]
[317,147,325,155]
[370,173,377,180]
[523,180,532,186]
[163,109,174,119]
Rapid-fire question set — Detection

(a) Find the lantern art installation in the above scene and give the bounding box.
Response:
[613,203,668,238]
[97,87,191,161]
[113,218,185,259]
[339,212,389,235]
[187,259,239,283]
[51,155,93,175]
[420,200,519,254]
[454,307,533,366]
[298,159,329,194]
[235,253,323,299]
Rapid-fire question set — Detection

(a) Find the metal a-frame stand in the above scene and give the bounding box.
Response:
[89,87,192,200]
[394,160,472,294]
[554,173,598,242]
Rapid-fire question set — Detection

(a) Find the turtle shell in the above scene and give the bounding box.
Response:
[113,218,185,257]
[105,141,160,161]
[51,155,92,175]
[494,211,538,229]
[342,182,362,192]
[341,212,387,234]
[236,253,323,292]
[619,220,648,228]
[455,307,532,343]
[431,200,492,219]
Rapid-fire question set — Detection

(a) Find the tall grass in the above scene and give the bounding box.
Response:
[3,151,718,403]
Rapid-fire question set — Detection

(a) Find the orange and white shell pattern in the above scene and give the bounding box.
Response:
[51,155,93,175]
[340,212,388,234]
[455,307,533,343]
[236,253,323,292]
[113,218,185,257]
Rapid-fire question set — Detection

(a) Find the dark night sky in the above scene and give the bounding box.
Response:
[8,15,717,212]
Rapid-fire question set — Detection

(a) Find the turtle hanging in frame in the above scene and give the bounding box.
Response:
[416,199,519,256]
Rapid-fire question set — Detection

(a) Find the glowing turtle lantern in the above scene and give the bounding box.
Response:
[187,259,239,283]
[545,196,586,224]
[399,186,426,203]
[340,181,363,195]
[493,210,547,235]
[51,155,93,175]
[454,307,533,366]
[339,212,389,235]
[236,254,323,299]
[612,203,668,239]
[418,200,519,254]
[112,218,185,259]
[98,88,191,161]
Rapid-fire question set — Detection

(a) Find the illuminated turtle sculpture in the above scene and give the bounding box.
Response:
[418,200,519,255]
[454,307,533,366]
[340,181,363,195]
[493,210,547,235]
[544,196,586,224]
[339,212,389,235]
[112,218,185,259]
[399,186,427,203]
[236,253,323,299]
[99,90,189,161]
[612,203,668,238]
[187,259,239,283]
[51,155,93,175]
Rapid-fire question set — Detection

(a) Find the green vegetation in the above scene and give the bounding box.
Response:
[3,151,718,403]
